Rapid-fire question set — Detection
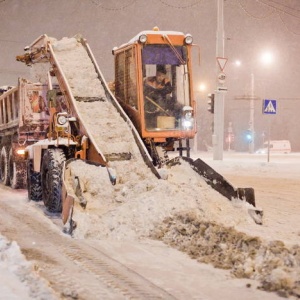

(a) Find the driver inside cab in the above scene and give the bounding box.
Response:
[144,64,172,103]
[143,65,173,128]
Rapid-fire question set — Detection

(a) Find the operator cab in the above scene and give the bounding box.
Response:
[113,28,196,163]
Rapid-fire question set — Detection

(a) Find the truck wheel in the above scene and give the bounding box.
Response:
[9,148,27,189]
[27,160,42,201]
[41,148,66,213]
[0,146,10,186]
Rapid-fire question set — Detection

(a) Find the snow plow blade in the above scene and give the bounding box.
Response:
[61,158,115,234]
[168,157,263,224]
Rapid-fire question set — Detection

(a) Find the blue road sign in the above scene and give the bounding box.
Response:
[263,99,277,115]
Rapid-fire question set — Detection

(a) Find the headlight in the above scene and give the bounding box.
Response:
[16,149,25,155]
[57,115,67,125]
[182,106,194,129]
[182,119,193,128]
[184,34,193,45]
[139,34,147,43]
[185,111,193,119]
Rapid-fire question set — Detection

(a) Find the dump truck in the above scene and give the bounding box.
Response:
[0,81,51,190]
[0,29,262,231]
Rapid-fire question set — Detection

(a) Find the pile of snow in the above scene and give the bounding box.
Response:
[151,211,300,299]
[0,235,56,299]
[66,156,300,297]
[68,159,256,240]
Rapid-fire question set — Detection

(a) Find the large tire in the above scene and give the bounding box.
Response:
[41,148,66,213]
[9,148,27,189]
[27,160,42,201]
[0,146,10,186]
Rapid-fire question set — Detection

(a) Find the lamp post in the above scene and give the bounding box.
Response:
[213,0,225,160]
[249,72,255,153]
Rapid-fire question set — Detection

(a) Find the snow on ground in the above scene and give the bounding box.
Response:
[1,154,299,299]
[199,151,300,180]
[0,234,57,300]
[65,151,300,298]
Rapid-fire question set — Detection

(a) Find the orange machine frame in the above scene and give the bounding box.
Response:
[113,29,197,144]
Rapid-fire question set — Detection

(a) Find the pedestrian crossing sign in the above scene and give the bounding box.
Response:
[263,99,277,115]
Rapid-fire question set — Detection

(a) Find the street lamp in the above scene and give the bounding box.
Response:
[234,60,241,67]
[260,51,274,65]
[199,83,207,92]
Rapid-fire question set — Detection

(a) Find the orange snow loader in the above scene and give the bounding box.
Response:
[8,29,262,234]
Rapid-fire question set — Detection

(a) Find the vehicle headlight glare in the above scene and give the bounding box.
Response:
[182,105,194,129]
[182,115,194,129]
[57,115,67,125]
[185,111,192,119]
[183,119,193,129]
[139,34,147,43]
[16,149,25,155]
[184,34,193,45]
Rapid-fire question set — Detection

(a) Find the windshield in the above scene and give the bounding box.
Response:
[142,45,191,131]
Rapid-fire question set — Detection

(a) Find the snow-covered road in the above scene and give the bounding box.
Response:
[0,152,299,299]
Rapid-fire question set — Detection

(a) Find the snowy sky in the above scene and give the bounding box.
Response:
[0,0,300,149]
[0,3,300,298]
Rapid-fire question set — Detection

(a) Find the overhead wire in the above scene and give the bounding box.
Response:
[258,0,300,19]
[90,0,204,10]
[236,0,300,35]
[158,0,203,9]
[258,0,300,35]
[89,0,137,11]
[267,0,300,12]
[277,13,300,35]
[236,0,276,19]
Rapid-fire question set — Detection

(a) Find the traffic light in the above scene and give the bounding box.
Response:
[245,129,253,142]
[207,93,215,113]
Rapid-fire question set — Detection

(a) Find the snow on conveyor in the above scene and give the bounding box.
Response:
[52,36,154,174]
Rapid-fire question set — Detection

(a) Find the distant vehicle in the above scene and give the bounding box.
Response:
[256,140,291,154]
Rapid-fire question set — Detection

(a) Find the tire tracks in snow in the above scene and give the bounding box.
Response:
[0,192,176,299]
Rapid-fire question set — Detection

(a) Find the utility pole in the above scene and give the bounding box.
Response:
[213,0,226,160]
